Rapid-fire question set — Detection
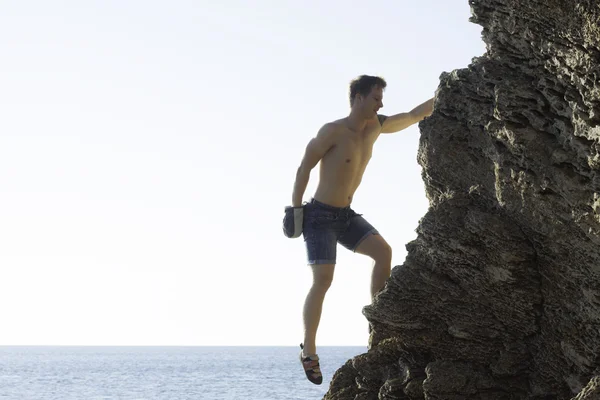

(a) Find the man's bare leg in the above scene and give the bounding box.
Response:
[355,234,392,300]
[302,263,335,356]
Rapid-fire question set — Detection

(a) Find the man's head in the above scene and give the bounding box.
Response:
[349,75,386,118]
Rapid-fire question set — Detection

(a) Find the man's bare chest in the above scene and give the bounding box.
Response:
[327,135,377,167]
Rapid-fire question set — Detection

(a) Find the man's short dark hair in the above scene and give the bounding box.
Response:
[349,75,387,106]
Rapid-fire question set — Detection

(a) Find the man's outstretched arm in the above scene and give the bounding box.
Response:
[379,97,434,134]
[292,124,337,206]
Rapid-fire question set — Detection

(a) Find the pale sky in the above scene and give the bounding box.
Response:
[0,1,486,346]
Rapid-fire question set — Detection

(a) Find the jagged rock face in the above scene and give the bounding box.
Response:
[325,1,600,399]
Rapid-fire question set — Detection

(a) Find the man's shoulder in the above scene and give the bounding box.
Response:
[316,120,345,137]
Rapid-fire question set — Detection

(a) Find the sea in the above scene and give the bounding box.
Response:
[0,346,368,400]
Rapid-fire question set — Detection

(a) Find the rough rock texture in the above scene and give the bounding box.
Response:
[572,377,600,400]
[324,0,600,399]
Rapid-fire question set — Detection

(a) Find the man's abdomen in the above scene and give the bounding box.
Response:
[314,166,362,207]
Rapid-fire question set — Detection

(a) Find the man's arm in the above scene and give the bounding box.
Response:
[292,124,337,206]
[379,97,434,134]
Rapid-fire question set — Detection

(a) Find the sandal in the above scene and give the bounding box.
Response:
[299,343,323,385]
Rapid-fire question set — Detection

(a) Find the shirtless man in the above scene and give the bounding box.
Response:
[283,75,433,385]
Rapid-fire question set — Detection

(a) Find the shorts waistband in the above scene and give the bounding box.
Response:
[310,198,351,211]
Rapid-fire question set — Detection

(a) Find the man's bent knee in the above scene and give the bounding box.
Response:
[369,238,393,265]
[376,242,392,264]
[355,234,392,264]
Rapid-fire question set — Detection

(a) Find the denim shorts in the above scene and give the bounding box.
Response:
[302,198,379,265]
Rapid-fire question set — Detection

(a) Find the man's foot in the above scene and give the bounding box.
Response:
[299,343,323,385]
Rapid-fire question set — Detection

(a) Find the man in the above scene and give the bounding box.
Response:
[283,75,434,385]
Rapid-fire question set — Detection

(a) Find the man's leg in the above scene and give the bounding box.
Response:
[354,234,392,299]
[302,263,335,356]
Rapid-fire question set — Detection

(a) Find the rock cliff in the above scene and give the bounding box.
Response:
[325,0,600,398]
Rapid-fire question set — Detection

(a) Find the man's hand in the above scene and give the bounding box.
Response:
[411,98,434,120]
[379,97,434,134]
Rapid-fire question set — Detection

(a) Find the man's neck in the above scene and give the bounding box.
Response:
[346,110,368,132]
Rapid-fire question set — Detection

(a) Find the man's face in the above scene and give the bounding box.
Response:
[358,86,384,117]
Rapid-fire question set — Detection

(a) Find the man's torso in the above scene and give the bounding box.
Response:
[313,117,382,207]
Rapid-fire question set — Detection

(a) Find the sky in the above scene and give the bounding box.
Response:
[0,1,486,346]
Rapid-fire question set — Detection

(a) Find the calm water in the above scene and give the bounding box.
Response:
[0,346,367,400]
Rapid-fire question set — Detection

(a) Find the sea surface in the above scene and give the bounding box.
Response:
[0,346,367,400]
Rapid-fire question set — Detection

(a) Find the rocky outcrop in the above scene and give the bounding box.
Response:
[325,0,600,399]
